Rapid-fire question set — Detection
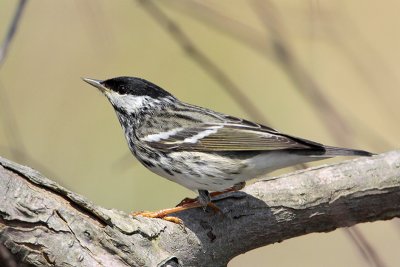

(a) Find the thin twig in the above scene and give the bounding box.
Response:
[0,0,28,70]
[344,228,387,267]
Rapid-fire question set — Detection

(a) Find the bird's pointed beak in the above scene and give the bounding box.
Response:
[82,77,107,92]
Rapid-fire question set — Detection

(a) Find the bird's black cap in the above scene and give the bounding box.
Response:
[101,76,173,99]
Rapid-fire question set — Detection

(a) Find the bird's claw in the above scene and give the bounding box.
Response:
[132,210,183,224]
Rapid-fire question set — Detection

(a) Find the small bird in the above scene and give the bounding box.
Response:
[83,76,373,221]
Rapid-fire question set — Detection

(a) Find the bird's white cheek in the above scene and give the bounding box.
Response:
[106,93,150,113]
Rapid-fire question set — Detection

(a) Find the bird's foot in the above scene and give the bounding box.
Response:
[132,202,220,224]
[176,182,246,207]
[132,209,184,224]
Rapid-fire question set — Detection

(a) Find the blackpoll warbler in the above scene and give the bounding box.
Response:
[83,76,372,222]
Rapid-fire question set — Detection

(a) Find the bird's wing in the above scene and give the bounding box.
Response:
[141,122,324,152]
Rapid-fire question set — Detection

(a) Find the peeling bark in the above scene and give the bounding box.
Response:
[0,151,399,266]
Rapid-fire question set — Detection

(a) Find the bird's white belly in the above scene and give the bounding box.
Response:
[143,151,247,191]
[146,150,325,192]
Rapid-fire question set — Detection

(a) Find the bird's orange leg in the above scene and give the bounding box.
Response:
[132,202,220,224]
[133,183,245,224]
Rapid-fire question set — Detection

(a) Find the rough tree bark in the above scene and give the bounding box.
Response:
[0,151,399,267]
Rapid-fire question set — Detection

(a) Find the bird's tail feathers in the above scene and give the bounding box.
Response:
[323,146,374,157]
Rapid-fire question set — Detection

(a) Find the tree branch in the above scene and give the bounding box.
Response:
[0,151,399,266]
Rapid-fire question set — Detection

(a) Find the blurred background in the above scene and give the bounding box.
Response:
[0,0,399,266]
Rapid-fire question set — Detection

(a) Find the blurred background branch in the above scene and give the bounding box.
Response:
[0,0,27,69]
